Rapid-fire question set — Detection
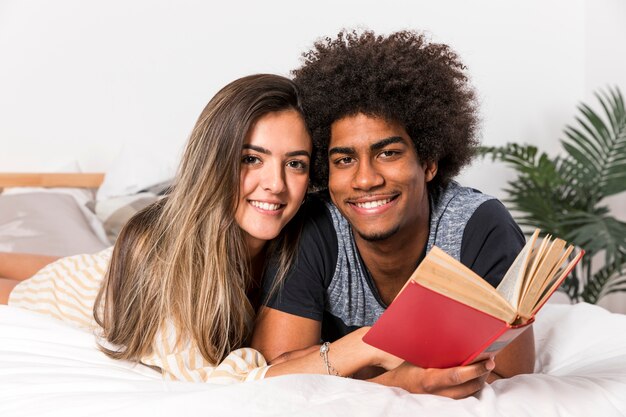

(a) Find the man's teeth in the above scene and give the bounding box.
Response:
[354,198,392,209]
[250,201,281,211]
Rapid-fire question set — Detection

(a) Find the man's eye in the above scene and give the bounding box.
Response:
[380,150,398,158]
[242,155,261,165]
[334,157,354,165]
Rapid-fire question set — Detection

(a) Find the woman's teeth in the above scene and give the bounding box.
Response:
[250,201,281,211]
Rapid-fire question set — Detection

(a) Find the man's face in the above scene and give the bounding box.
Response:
[328,113,437,242]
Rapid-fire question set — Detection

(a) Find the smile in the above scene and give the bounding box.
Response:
[353,198,393,209]
[348,194,399,212]
[249,200,284,211]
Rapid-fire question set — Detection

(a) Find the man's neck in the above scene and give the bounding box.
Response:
[353,208,430,306]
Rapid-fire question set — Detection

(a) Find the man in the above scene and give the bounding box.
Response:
[252,30,534,397]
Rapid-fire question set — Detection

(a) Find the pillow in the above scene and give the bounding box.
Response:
[2,186,109,245]
[0,192,109,257]
[94,192,161,243]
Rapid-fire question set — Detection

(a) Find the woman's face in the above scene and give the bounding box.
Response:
[235,109,311,252]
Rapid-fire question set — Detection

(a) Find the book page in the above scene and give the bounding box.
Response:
[519,235,551,302]
[518,239,568,317]
[412,247,518,323]
[406,236,581,325]
[525,249,583,318]
[527,245,573,306]
[496,229,540,309]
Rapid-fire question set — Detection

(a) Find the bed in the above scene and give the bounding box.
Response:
[2,302,625,417]
[1,174,625,417]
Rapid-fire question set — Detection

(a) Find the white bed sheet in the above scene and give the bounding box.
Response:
[1,302,625,417]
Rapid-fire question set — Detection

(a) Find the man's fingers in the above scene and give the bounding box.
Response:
[423,358,495,393]
[438,373,490,399]
[376,359,495,397]
[449,358,494,384]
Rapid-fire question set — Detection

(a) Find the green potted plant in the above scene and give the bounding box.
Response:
[481,87,626,304]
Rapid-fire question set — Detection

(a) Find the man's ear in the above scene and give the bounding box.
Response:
[424,161,438,182]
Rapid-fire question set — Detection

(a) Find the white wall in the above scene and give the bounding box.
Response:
[1,0,590,186]
[583,0,626,312]
[1,0,625,308]
[585,0,626,222]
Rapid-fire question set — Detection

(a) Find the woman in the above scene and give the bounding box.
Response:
[3,74,311,382]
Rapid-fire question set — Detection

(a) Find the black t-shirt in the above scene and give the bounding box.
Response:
[263,191,525,342]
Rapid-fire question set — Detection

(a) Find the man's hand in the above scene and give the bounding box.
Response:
[369,358,495,399]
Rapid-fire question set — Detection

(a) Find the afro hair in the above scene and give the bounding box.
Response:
[293,29,480,190]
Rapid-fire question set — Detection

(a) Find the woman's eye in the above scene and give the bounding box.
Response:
[287,160,308,170]
[242,155,261,165]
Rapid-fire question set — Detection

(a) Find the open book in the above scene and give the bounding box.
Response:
[362,229,584,369]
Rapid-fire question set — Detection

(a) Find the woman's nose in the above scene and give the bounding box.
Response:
[261,164,286,194]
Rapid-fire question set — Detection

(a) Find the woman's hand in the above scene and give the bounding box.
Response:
[268,345,320,365]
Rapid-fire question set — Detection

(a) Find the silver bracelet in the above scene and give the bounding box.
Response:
[319,342,341,377]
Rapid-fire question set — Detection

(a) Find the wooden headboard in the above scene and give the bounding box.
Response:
[0,173,105,189]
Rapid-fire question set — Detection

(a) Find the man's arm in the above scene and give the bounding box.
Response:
[461,199,536,379]
[489,325,535,381]
[252,306,321,362]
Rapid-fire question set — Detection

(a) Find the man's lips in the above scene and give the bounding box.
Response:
[347,194,399,210]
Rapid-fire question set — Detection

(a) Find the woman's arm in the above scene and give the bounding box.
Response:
[0,252,59,280]
[254,307,493,398]
[0,252,61,304]
[264,326,494,397]
[264,327,390,376]
[0,278,21,304]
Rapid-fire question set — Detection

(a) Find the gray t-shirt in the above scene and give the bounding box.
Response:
[263,182,525,342]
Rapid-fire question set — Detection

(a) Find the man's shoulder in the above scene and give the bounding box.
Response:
[432,181,495,211]
[463,198,524,248]
[434,181,520,242]
[461,199,525,286]
[428,181,503,261]
[430,182,497,233]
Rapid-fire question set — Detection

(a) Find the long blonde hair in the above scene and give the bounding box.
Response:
[94,74,306,364]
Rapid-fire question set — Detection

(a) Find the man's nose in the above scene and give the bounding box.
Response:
[352,160,384,190]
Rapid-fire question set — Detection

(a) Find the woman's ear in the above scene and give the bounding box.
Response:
[424,161,438,182]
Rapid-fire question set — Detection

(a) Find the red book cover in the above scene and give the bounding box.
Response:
[362,281,531,369]
[362,238,583,369]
